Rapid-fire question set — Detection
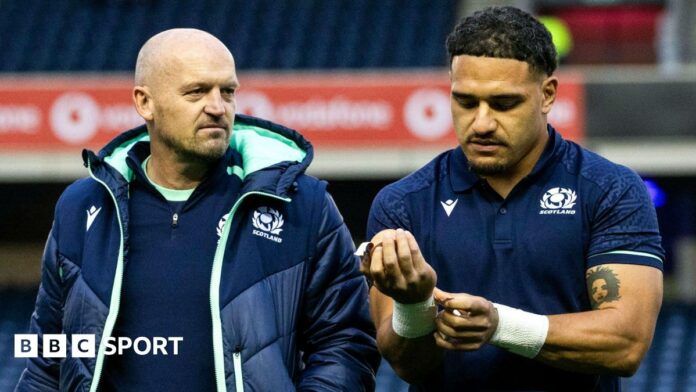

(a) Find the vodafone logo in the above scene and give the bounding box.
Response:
[403,88,452,141]
[236,90,392,130]
[235,91,274,120]
[48,92,142,145]
[50,93,100,145]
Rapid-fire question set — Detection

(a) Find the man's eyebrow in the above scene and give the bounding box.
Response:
[451,92,476,100]
[489,94,525,101]
[179,82,206,92]
[179,81,240,91]
[451,92,524,100]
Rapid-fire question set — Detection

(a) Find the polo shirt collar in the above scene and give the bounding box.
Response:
[449,125,561,193]
[449,146,479,193]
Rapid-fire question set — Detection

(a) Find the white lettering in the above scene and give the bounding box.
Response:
[152,337,168,355]
[14,334,183,357]
[276,98,392,130]
[14,334,37,358]
[237,91,392,131]
[72,334,95,358]
[99,104,142,132]
[117,336,132,355]
[43,334,66,358]
[133,337,151,355]
[252,229,283,243]
[0,106,41,133]
[104,337,117,355]
[169,337,183,355]
[539,209,576,215]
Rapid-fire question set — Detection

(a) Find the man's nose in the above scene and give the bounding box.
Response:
[471,104,496,134]
[204,89,226,116]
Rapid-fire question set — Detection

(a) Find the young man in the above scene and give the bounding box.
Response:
[16,29,378,391]
[362,7,663,391]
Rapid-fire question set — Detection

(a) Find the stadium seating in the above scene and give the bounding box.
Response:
[623,304,696,392]
[0,289,36,391]
[0,0,456,72]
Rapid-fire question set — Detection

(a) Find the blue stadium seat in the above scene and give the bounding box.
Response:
[0,0,457,71]
[0,289,36,390]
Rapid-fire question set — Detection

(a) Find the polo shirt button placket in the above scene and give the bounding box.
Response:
[499,207,507,215]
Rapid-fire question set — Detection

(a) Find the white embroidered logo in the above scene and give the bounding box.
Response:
[251,207,284,243]
[440,199,458,217]
[86,205,102,231]
[216,213,230,239]
[540,188,577,215]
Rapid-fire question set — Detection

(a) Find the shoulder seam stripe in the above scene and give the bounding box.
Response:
[588,250,663,263]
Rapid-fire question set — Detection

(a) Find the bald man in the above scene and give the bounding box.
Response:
[16,29,378,392]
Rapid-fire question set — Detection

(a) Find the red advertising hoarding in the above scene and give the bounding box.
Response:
[0,72,584,151]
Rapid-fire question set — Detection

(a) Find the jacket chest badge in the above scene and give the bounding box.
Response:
[252,207,284,243]
[216,213,230,239]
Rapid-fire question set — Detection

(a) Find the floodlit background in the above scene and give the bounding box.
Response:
[1,0,696,390]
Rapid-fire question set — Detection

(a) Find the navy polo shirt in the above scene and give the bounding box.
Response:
[101,142,242,392]
[367,126,664,391]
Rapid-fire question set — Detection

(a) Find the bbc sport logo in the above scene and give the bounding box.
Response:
[14,334,183,358]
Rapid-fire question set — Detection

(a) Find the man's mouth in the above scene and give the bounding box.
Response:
[197,124,228,133]
[468,139,504,153]
[199,123,227,129]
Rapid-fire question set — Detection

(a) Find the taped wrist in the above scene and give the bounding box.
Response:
[391,296,437,338]
[489,303,549,358]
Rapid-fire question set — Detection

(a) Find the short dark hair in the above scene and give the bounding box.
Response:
[446,6,557,77]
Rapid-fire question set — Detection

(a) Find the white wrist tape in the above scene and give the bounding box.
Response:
[489,303,549,358]
[391,296,437,338]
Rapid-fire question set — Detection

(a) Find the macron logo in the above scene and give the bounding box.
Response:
[86,205,102,231]
[440,199,458,217]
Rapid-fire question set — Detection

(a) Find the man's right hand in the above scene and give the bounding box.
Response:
[361,228,437,304]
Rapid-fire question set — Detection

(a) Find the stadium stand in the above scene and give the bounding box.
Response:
[0,290,36,391]
[0,0,456,72]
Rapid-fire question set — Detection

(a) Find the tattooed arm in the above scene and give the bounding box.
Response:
[535,263,663,376]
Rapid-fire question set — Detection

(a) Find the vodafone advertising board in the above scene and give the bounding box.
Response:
[0,73,584,151]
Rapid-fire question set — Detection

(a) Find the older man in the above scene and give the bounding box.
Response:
[17,29,378,392]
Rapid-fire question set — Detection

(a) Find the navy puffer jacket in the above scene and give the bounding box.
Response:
[16,114,379,392]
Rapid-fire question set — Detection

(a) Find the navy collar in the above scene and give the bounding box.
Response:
[449,125,562,193]
[125,141,241,196]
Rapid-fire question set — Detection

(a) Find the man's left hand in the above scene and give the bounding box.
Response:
[432,287,499,351]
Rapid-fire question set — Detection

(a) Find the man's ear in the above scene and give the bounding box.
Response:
[540,76,558,115]
[133,86,154,121]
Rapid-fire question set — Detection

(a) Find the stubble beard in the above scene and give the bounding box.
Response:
[467,159,510,177]
[159,131,229,164]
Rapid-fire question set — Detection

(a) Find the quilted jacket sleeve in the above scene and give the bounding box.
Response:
[297,191,380,391]
[15,225,63,392]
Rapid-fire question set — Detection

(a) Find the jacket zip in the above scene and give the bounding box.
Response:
[84,161,291,392]
[87,161,126,392]
[233,348,244,392]
[210,191,290,392]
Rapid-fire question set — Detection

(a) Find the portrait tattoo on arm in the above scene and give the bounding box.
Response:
[586,266,622,309]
